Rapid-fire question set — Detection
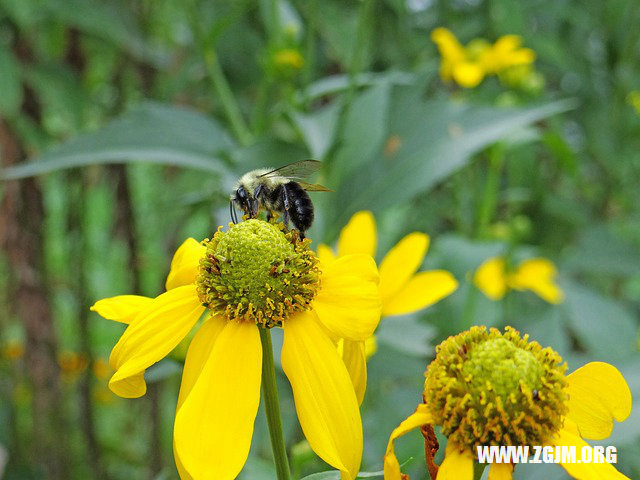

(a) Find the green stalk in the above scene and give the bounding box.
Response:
[259,327,291,480]
[187,0,253,145]
[475,144,505,238]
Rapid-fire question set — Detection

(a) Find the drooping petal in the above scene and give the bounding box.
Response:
[342,339,367,406]
[488,463,513,480]
[282,311,363,480]
[565,362,632,440]
[165,238,206,290]
[554,421,630,480]
[176,315,227,409]
[317,243,337,264]
[473,257,508,300]
[90,295,153,324]
[109,285,204,398]
[378,233,429,304]
[383,403,432,480]
[174,321,262,480]
[382,270,458,317]
[337,211,376,258]
[508,258,564,304]
[174,315,227,480]
[313,254,381,341]
[437,442,474,480]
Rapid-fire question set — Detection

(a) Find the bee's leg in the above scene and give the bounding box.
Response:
[229,200,238,224]
[281,185,290,228]
[253,184,264,217]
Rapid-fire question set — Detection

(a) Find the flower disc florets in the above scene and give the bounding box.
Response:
[196,219,320,328]
[424,326,568,451]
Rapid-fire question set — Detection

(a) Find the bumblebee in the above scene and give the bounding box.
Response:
[230,160,330,238]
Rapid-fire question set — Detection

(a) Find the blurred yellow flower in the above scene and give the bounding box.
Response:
[384,327,633,480]
[92,357,112,380]
[473,256,564,304]
[1,340,24,360]
[318,211,458,403]
[628,90,640,115]
[92,220,381,480]
[431,27,536,88]
[58,351,89,376]
[274,48,304,70]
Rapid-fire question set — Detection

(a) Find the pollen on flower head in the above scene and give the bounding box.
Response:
[424,326,568,451]
[196,219,320,328]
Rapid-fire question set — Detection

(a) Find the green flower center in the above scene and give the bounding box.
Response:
[424,326,568,450]
[196,219,320,328]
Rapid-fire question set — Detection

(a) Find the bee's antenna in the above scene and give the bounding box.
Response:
[229,199,238,224]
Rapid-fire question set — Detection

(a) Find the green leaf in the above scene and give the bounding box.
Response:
[0,46,22,118]
[330,82,391,185]
[562,281,637,360]
[292,99,342,160]
[327,84,577,235]
[300,469,385,480]
[0,102,235,180]
[45,0,160,64]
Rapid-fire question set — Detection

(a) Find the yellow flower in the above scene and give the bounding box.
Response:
[431,28,536,89]
[473,256,564,304]
[91,220,381,480]
[318,211,458,404]
[384,327,633,480]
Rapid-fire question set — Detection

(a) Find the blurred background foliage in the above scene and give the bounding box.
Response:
[0,0,639,479]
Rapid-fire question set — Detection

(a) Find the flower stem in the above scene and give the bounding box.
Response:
[259,327,291,480]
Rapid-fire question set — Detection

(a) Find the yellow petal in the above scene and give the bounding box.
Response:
[431,27,466,64]
[488,463,513,480]
[342,339,367,406]
[437,442,474,480]
[317,243,337,264]
[554,422,630,480]
[508,257,564,303]
[383,403,432,480]
[282,310,363,480]
[473,257,508,300]
[90,295,153,324]
[382,270,458,317]
[165,238,206,290]
[379,233,429,303]
[566,362,632,440]
[337,211,377,258]
[174,321,261,480]
[313,254,381,341]
[452,62,486,88]
[176,315,226,409]
[108,285,204,398]
[365,334,378,359]
[173,315,227,480]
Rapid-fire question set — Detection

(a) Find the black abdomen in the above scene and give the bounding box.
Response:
[285,182,314,233]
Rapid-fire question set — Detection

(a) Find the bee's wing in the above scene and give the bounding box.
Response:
[259,160,323,180]
[297,181,332,192]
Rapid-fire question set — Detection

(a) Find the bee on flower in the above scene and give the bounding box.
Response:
[91,219,381,480]
[384,326,632,480]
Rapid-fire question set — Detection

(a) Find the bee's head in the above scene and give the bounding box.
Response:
[231,184,255,217]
